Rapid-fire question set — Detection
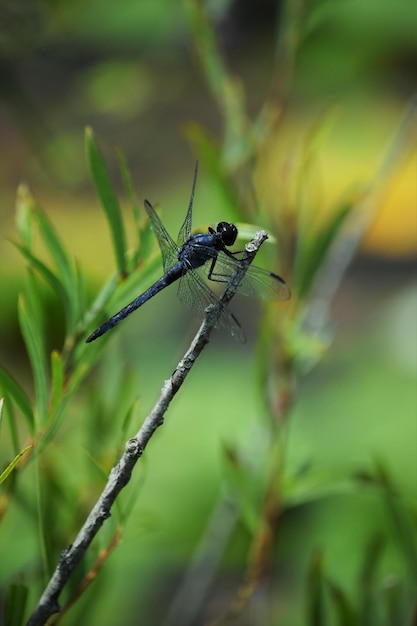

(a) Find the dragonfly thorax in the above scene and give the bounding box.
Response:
[216,221,238,247]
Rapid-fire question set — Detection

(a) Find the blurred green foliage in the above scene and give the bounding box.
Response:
[0,0,416,625]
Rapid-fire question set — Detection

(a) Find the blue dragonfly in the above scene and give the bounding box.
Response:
[86,166,290,343]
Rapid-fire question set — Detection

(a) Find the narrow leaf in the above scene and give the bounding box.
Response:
[358,534,385,623]
[15,183,35,250]
[0,444,32,485]
[106,254,162,312]
[5,583,29,626]
[82,252,162,353]
[115,147,140,228]
[85,126,127,275]
[295,201,353,299]
[36,209,79,332]
[184,0,248,165]
[137,213,156,269]
[18,294,48,425]
[82,273,118,338]
[12,242,68,307]
[221,442,259,534]
[375,460,417,584]
[3,399,20,455]
[184,122,241,221]
[284,474,355,508]
[381,576,403,626]
[75,260,87,326]
[306,549,326,626]
[0,369,34,431]
[115,147,144,271]
[326,578,357,626]
[49,351,64,422]
[234,222,278,245]
[36,209,72,279]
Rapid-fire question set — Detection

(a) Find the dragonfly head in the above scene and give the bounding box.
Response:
[216,221,238,247]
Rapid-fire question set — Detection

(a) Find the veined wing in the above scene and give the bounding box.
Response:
[237,263,290,300]
[177,267,245,342]
[144,199,178,273]
[202,249,291,301]
[177,162,199,246]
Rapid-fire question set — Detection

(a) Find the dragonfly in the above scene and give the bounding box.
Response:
[86,165,290,344]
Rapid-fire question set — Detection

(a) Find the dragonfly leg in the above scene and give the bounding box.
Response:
[207,250,239,283]
[207,249,245,284]
[207,256,230,284]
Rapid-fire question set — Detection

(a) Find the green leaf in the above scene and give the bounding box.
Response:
[0,370,34,432]
[234,222,278,245]
[283,471,355,509]
[358,534,385,623]
[115,148,140,228]
[15,183,35,250]
[14,187,81,335]
[184,0,249,167]
[85,126,127,276]
[326,578,357,626]
[137,211,156,268]
[221,443,259,534]
[18,292,48,425]
[82,250,163,352]
[13,222,81,333]
[381,576,403,626]
[82,273,118,333]
[184,122,221,172]
[74,260,87,327]
[184,122,241,221]
[35,208,79,333]
[107,254,162,311]
[49,351,64,422]
[115,147,147,271]
[306,549,326,626]
[294,200,353,299]
[0,444,32,485]
[12,241,70,312]
[35,210,73,284]
[374,460,417,584]
[5,583,29,626]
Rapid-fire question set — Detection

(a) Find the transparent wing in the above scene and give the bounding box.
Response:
[237,264,290,300]
[202,250,291,301]
[144,199,178,273]
[177,268,245,342]
[177,161,199,246]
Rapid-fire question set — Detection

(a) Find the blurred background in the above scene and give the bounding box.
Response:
[0,0,416,625]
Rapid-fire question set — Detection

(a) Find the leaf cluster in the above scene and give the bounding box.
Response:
[0,129,156,623]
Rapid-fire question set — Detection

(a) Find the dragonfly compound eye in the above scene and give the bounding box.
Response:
[217,222,238,246]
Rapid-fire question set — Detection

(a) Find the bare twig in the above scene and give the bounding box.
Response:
[48,529,123,625]
[26,230,270,626]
